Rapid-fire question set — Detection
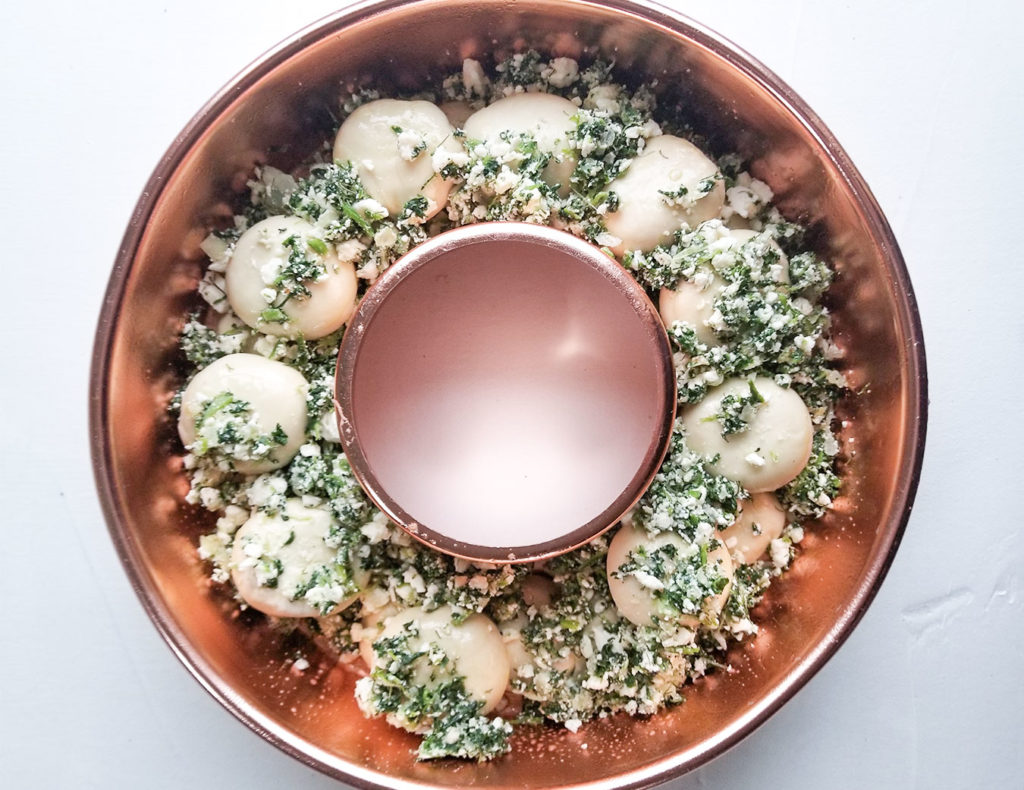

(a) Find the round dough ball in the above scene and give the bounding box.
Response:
[658,228,788,345]
[356,603,400,671]
[604,135,725,254]
[720,493,788,564]
[230,499,364,618]
[500,614,579,699]
[606,521,733,629]
[501,615,533,680]
[727,228,790,283]
[681,377,813,492]
[463,92,579,195]
[333,98,461,218]
[659,273,727,347]
[365,606,510,714]
[499,574,577,698]
[177,353,308,473]
[225,215,358,339]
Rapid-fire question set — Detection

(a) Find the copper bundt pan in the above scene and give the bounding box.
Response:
[89,1,927,787]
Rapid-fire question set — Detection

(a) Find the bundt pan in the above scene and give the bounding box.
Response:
[90,0,927,787]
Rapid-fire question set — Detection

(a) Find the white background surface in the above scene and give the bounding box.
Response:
[2,0,1021,787]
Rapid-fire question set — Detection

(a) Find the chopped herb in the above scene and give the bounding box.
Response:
[188,392,289,467]
[703,379,766,437]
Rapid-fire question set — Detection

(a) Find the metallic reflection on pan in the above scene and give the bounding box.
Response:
[90,1,927,787]
[334,223,676,564]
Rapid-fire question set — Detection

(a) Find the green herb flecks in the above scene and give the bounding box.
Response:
[632,422,741,540]
[360,624,512,761]
[703,379,765,438]
[611,539,729,624]
[189,391,288,466]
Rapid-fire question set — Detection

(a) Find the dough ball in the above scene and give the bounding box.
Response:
[606,521,733,629]
[334,98,461,217]
[659,273,727,347]
[720,493,788,564]
[605,134,725,254]
[681,377,813,492]
[658,227,788,345]
[226,215,357,339]
[177,353,308,473]
[463,92,579,195]
[364,605,510,714]
[727,228,790,284]
[499,575,577,699]
[230,498,364,618]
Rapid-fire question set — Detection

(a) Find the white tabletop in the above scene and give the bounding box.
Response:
[3,1,1021,787]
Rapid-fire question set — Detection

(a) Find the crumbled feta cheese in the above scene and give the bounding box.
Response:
[360,512,391,544]
[353,198,388,219]
[396,128,426,161]
[545,57,579,88]
[769,538,791,569]
[462,58,488,97]
[335,238,367,262]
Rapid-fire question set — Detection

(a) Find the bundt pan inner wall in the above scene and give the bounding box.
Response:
[89,0,927,787]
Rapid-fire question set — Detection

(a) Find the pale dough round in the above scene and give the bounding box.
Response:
[177,353,308,473]
[727,228,790,283]
[230,499,363,618]
[681,377,813,492]
[365,605,510,714]
[606,521,733,629]
[226,215,357,339]
[605,134,725,254]
[720,492,788,564]
[501,614,579,699]
[659,274,727,347]
[499,575,577,698]
[658,228,788,345]
[333,98,460,217]
[463,92,579,195]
